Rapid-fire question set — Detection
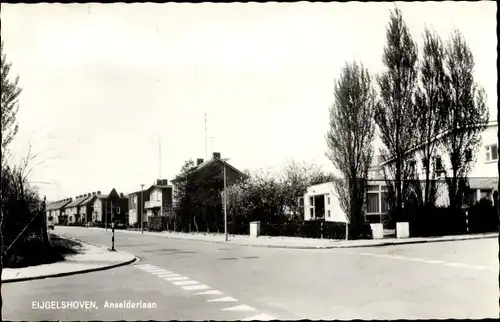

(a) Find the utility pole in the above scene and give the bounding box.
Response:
[105,200,108,231]
[111,201,115,251]
[205,113,208,160]
[158,136,162,179]
[222,158,230,242]
[140,184,145,234]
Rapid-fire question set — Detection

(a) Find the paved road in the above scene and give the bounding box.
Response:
[3,227,498,320]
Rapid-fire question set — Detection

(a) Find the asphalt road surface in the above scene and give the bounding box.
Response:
[3,227,498,320]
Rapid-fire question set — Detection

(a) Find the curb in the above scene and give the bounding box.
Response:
[2,235,138,284]
[66,226,498,250]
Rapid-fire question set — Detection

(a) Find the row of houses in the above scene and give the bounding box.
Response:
[46,152,246,227]
[303,121,499,224]
[47,121,498,229]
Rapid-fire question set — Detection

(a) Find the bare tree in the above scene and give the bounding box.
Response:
[326,61,376,232]
[375,7,419,223]
[415,27,449,205]
[441,30,489,210]
[1,41,22,159]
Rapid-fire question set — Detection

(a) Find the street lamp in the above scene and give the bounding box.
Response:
[140,184,145,234]
[221,158,230,242]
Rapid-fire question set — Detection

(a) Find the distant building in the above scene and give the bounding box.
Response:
[46,198,72,225]
[303,121,498,224]
[91,189,128,226]
[128,179,172,226]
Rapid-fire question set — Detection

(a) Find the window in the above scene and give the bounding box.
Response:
[327,196,330,205]
[309,196,314,206]
[464,190,477,207]
[367,193,380,214]
[116,207,120,214]
[328,210,331,218]
[480,189,492,201]
[465,149,473,162]
[381,186,389,213]
[309,207,314,219]
[486,144,498,162]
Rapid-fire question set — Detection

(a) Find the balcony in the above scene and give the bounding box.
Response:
[145,200,161,209]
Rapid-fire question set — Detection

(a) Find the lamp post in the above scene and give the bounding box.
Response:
[221,158,230,242]
[111,201,115,251]
[140,184,145,234]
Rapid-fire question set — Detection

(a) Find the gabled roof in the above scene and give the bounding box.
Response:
[66,195,88,208]
[47,199,72,211]
[79,194,97,206]
[378,120,497,167]
[172,158,247,183]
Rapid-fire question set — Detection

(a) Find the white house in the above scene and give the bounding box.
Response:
[302,182,348,223]
[303,121,498,224]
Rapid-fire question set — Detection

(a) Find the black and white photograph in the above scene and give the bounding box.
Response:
[1,1,498,321]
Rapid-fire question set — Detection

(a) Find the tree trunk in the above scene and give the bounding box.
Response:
[424,162,431,206]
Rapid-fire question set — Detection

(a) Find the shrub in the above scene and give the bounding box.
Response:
[409,205,467,237]
[467,199,498,233]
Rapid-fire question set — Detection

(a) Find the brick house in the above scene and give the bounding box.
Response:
[128,179,172,227]
[91,189,128,226]
[46,198,72,225]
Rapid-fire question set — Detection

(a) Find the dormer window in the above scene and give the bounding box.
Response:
[486,144,498,162]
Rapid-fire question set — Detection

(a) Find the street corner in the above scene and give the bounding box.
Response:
[2,238,138,284]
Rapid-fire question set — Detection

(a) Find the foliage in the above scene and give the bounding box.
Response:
[414,28,450,205]
[326,61,376,235]
[226,161,334,226]
[441,30,489,210]
[375,7,419,224]
[1,40,22,160]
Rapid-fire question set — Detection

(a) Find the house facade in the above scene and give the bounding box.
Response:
[144,179,173,218]
[128,189,150,227]
[303,121,498,224]
[90,189,128,225]
[65,195,89,224]
[78,192,98,223]
[46,198,72,225]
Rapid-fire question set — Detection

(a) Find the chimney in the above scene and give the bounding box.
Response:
[213,152,221,160]
[97,191,101,195]
[120,193,124,198]
[197,158,204,166]
[156,179,161,185]
[92,192,96,196]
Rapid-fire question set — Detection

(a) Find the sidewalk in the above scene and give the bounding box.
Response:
[81,226,498,249]
[2,234,137,283]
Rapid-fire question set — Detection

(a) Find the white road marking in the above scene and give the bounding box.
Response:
[143,268,166,272]
[196,290,223,295]
[207,296,238,303]
[183,284,210,291]
[242,313,276,321]
[162,274,182,278]
[134,264,153,268]
[221,304,255,312]
[173,280,199,286]
[445,262,467,267]
[151,271,172,275]
[165,276,190,281]
[344,251,492,271]
[158,274,176,278]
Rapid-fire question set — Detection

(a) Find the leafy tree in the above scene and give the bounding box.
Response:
[171,159,195,230]
[414,28,450,206]
[375,7,419,223]
[326,61,376,233]
[1,40,22,160]
[441,30,489,210]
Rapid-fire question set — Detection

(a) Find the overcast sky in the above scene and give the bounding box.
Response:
[1,2,497,201]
